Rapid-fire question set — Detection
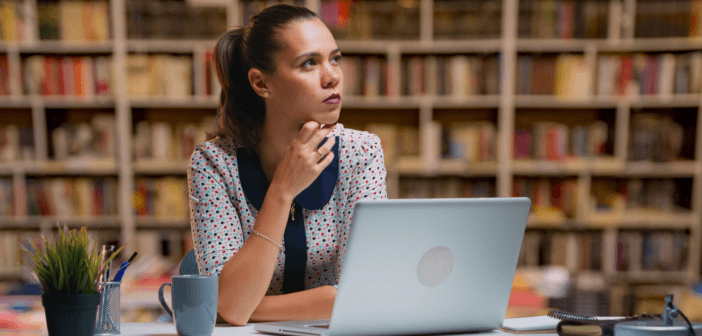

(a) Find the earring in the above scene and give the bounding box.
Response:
[262,92,269,98]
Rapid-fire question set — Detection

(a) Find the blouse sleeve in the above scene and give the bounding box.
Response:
[336,133,388,283]
[187,144,244,276]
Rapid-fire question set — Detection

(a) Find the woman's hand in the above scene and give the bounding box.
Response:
[270,121,336,201]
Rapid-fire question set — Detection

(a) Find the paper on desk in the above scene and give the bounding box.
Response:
[501,316,561,332]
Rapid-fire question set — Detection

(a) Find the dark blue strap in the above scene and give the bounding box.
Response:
[282,202,306,294]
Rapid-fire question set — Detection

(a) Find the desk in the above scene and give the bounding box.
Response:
[119,322,559,336]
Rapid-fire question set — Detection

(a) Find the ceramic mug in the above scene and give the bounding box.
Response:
[158,275,218,336]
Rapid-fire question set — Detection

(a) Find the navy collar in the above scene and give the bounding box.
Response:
[237,137,339,211]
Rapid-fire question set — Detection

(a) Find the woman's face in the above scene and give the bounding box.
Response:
[263,18,343,126]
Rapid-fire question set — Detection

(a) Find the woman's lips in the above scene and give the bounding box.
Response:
[324,93,341,104]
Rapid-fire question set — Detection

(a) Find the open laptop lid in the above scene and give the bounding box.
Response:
[328,197,531,336]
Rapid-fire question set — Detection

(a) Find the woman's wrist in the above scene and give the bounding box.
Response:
[268,181,295,204]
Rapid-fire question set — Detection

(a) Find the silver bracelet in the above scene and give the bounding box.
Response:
[251,229,283,252]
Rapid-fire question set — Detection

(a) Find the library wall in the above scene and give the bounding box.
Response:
[1,0,702,324]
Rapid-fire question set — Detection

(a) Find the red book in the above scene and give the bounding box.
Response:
[204,51,213,95]
[645,56,658,95]
[73,57,84,96]
[551,181,564,210]
[619,55,632,96]
[56,57,66,95]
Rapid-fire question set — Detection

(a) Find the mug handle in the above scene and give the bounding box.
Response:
[158,282,173,319]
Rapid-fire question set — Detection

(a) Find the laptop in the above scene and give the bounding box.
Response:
[254,197,531,336]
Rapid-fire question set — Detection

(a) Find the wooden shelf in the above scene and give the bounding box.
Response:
[517,37,702,53]
[336,39,502,53]
[588,210,696,229]
[435,160,497,176]
[515,95,619,108]
[134,160,189,175]
[129,97,219,109]
[33,216,122,228]
[39,95,116,108]
[0,97,32,108]
[25,159,118,175]
[127,39,218,53]
[513,157,624,175]
[7,41,114,53]
[136,217,190,228]
[0,217,42,229]
[620,270,691,284]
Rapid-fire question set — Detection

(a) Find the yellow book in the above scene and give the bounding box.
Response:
[60,1,84,41]
[0,3,17,41]
[91,1,109,41]
[127,54,151,97]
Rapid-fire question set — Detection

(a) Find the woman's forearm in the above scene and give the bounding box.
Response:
[217,183,294,326]
[249,286,337,323]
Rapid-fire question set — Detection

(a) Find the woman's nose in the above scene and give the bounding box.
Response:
[323,63,341,88]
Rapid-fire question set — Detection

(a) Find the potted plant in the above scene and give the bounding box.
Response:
[21,225,124,336]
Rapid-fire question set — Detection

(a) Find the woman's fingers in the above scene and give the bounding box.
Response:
[315,135,336,162]
[307,125,334,150]
[296,121,321,144]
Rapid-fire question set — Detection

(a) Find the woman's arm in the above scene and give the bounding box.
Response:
[215,122,337,326]
[249,285,337,322]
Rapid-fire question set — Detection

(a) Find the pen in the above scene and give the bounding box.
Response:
[98,245,107,283]
[112,252,138,282]
[105,245,115,283]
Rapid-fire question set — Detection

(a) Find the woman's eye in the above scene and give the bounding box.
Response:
[303,59,316,68]
[332,55,342,64]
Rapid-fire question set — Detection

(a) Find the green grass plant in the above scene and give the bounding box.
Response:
[20,224,125,294]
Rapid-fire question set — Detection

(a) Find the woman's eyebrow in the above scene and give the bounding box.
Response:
[294,48,341,62]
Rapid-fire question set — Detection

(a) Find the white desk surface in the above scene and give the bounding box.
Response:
[120,322,558,336]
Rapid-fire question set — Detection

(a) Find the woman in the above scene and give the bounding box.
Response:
[187,4,387,326]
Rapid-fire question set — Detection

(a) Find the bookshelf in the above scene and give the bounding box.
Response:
[0,0,701,318]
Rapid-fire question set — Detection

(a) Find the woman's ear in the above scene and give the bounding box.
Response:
[248,68,269,97]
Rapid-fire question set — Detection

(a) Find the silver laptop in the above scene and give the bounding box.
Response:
[254,197,531,336]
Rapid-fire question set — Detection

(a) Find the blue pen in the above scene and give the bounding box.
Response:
[112,252,138,282]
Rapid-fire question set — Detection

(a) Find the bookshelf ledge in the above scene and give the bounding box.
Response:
[136,217,190,228]
[27,159,118,175]
[589,211,696,228]
[129,97,219,109]
[16,41,114,54]
[127,39,219,53]
[134,160,189,174]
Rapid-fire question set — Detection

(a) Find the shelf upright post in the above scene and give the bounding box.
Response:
[497,0,517,198]
[13,169,26,218]
[386,44,401,99]
[420,0,432,42]
[603,227,618,280]
[23,0,38,44]
[6,43,22,99]
[614,100,630,163]
[689,97,702,282]
[305,0,320,13]
[193,44,206,97]
[30,97,47,162]
[111,0,135,256]
[621,0,636,40]
[607,0,623,42]
[227,0,240,28]
[419,100,437,175]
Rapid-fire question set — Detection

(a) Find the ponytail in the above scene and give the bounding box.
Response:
[212,4,318,150]
[213,28,265,150]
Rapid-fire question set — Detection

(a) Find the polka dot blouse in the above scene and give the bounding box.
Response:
[187,123,388,295]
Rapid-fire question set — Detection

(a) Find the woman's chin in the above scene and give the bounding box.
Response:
[315,110,340,125]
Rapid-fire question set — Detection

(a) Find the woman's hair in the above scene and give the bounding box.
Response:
[213,4,318,150]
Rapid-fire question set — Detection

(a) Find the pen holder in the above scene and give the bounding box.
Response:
[95,282,121,335]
